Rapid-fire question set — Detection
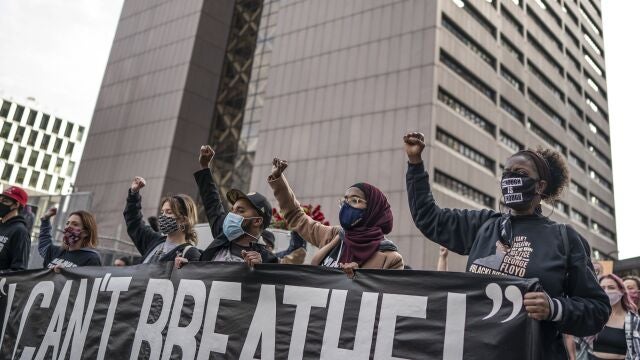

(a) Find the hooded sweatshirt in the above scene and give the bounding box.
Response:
[0,214,30,272]
[406,162,610,359]
[38,218,101,268]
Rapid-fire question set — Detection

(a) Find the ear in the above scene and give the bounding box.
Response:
[536,179,548,196]
[254,217,263,229]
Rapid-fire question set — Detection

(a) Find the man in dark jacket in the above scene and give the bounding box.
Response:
[0,186,30,272]
[191,145,278,265]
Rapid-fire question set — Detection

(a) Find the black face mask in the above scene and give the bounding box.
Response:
[501,171,539,211]
[0,203,15,218]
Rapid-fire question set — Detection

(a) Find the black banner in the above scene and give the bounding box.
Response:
[0,263,540,359]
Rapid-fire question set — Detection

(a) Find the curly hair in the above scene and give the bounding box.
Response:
[536,147,570,203]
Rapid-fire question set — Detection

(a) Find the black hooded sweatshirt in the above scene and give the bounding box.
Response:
[0,214,30,272]
[406,162,610,359]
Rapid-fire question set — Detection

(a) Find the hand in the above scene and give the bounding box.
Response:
[403,132,426,164]
[340,262,359,279]
[524,292,551,321]
[43,207,58,220]
[242,250,262,268]
[130,176,146,193]
[199,145,215,169]
[271,158,288,179]
[439,246,448,257]
[53,264,64,273]
[175,256,188,269]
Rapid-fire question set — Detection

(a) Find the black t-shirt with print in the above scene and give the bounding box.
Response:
[43,246,101,268]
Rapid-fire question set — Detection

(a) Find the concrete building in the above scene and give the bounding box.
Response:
[1,97,86,196]
[78,0,615,269]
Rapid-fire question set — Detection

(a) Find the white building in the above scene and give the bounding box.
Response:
[0,97,87,195]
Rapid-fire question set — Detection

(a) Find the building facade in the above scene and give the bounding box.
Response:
[0,97,86,196]
[79,0,615,269]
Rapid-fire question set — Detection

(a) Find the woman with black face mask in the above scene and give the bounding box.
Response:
[404,132,609,359]
[268,157,403,277]
[123,176,202,264]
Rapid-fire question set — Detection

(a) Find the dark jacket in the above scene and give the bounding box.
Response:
[194,169,278,263]
[406,162,610,359]
[38,218,101,268]
[123,189,201,263]
[0,214,30,272]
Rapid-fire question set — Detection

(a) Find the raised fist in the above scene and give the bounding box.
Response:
[199,145,215,169]
[130,176,146,193]
[43,207,57,220]
[403,132,426,163]
[271,158,288,179]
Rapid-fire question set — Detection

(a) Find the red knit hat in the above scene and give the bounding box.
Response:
[1,186,28,207]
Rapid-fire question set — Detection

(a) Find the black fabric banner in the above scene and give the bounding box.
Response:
[0,263,541,359]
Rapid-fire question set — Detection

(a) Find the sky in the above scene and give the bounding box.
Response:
[0,1,638,258]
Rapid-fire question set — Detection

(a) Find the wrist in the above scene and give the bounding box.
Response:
[408,155,423,164]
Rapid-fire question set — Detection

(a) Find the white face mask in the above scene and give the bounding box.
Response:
[606,290,624,306]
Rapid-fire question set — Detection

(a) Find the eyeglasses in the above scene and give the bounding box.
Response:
[338,196,367,207]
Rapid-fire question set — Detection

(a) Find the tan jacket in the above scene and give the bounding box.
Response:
[268,175,404,269]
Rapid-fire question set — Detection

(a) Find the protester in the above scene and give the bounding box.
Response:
[404,131,609,359]
[38,207,101,269]
[267,157,403,277]
[0,186,31,272]
[124,176,201,263]
[113,257,130,266]
[624,276,640,310]
[437,246,448,271]
[175,145,277,268]
[593,260,604,277]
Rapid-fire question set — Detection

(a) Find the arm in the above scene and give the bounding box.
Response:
[38,217,59,262]
[437,246,448,271]
[564,335,577,360]
[550,227,610,336]
[123,179,163,256]
[193,169,226,239]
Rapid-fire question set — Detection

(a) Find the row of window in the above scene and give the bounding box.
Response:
[570,180,614,216]
[436,128,496,172]
[569,206,616,242]
[1,100,84,141]
[1,163,67,194]
[437,88,496,137]
[0,142,75,178]
[0,122,76,157]
[434,169,495,208]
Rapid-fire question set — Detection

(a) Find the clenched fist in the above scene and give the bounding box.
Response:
[199,145,215,169]
[403,132,426,164]
[130,176,146,193]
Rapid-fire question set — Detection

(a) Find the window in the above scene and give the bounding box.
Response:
[64,123,73,138]
[587,118,610,143]
[0,143,12,160]
[589,167,612,191]
[53,118,62,133]
[442,15,496,69]
[26,110,37,126]
[438,88,496,136]
[436,128,496,172]
[528,90,566,128]
[39,114,50,130]
[500,130,524,152]
[533,0,562,27]
[583,31,603,57]
[571,208,588,226]
[568,152,586,171]
[454,0,497,38]
[0,100,10,118]
[41,154,52,172]
[55,178,65,193]
[29,171,40,188]
[568,99,583,119]
[590,194,614,216]
[440,51,496,102]
[66,142,75,156]
[564,26,580,48]
[526,5,562,51]
[567,74,582,95]
[566,50,581,73]
[527,61,565,102]
[500,34,524,64]
[28,151,39,167]
[13,126,26,143]
[588,0,602,18]
[13,105,24,121]
[584,53,604,78]
[27,130,38,146]
[434,169,495,207]
[527,32,564,76]
[0,122,11,139]
[54,158,64,173]
[76,126,85,141]
[555,201,569,216]
[40,134,51,150]
[591,221,615,242]
[528,119,566,154]
[499,96,524,123]
[501,6,523,35]
[570,180,587,198]
[16,167,27,184]
[500,65,523,93]
[568,125,584,144]
[585,96,605,118]
[580,5,601,36]
[42,174,52,192]
[587,141,611,167]
[53,138,63,153]
[15,146,26,164]
[66,161,75,177]
[564,4,578,26]
[1,164,13,181]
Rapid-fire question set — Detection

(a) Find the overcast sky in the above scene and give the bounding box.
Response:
[0,1,637,258]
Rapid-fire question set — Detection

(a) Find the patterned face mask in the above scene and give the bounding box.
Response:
[158,214,179,234]
[500,171,540,211]
[63,227,83,247]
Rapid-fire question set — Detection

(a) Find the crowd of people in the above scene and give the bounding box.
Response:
[0,131,635,358]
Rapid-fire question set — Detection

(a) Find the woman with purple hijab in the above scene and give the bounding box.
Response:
[267,158,403,277]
